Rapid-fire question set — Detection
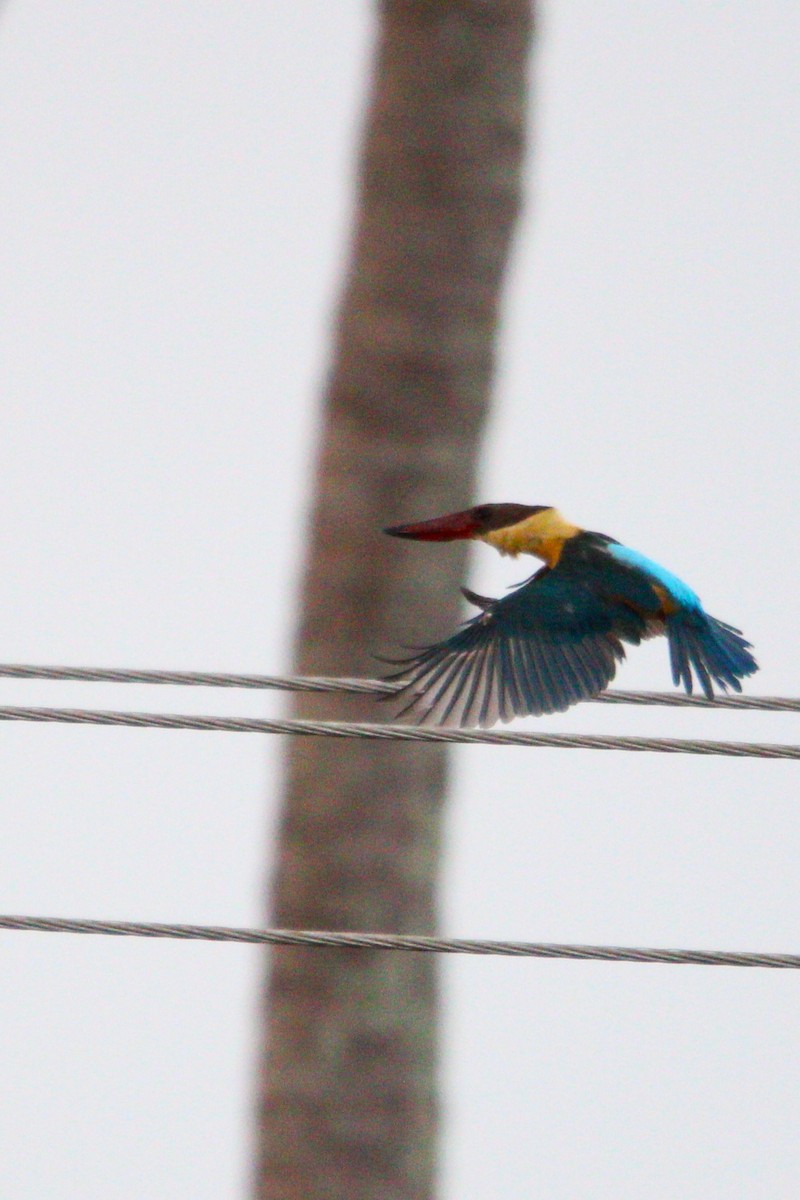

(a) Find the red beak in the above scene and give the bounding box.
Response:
[384,509,481,541]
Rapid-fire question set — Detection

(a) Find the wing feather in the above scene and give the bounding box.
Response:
[497,636,521,720]
[532,637,573,713]
[507,633,538,715]
[558,639,596,699]
[462,636,491,727]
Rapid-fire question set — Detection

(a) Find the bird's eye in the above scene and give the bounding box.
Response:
[474,505,492,520]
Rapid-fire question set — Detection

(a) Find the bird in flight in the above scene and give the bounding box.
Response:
[384,504,757,727]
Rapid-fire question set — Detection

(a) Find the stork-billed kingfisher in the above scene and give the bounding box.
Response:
[384,504,757,727]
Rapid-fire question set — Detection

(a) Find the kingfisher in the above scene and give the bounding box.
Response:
[383,504,757,727]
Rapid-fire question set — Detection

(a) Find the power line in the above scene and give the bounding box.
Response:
[0,662,794,712]
[0,703,797,758]
[0,663,392,695]
[1,913,798,969]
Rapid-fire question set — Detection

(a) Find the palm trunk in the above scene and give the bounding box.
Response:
[255,4,533,1198]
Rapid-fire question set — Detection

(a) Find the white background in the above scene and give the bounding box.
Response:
[0,3,798,1196]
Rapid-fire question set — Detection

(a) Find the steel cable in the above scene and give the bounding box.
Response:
[1,914,798,969]
[0,663,794,713]
[0,703,796,758]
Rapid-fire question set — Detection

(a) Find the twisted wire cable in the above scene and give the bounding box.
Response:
[1,914,798,968]
[0,662,794,712]
[0,704,797,758]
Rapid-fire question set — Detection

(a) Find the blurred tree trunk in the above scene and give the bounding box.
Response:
[255,3,532,1198]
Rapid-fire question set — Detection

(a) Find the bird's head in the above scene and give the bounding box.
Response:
[385,504,579,560]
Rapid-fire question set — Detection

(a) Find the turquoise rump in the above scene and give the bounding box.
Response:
[383,503,758,728]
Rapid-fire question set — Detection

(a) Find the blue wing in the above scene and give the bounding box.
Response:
[385,554,658,726]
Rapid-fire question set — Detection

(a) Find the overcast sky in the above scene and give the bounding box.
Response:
[1,3,799,1197]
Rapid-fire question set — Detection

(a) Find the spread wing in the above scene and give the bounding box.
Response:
[385,552,659,727]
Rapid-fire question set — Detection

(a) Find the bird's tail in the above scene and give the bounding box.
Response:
[665,611,758,698]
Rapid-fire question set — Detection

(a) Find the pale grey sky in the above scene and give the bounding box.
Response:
[0,3,799,1197]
